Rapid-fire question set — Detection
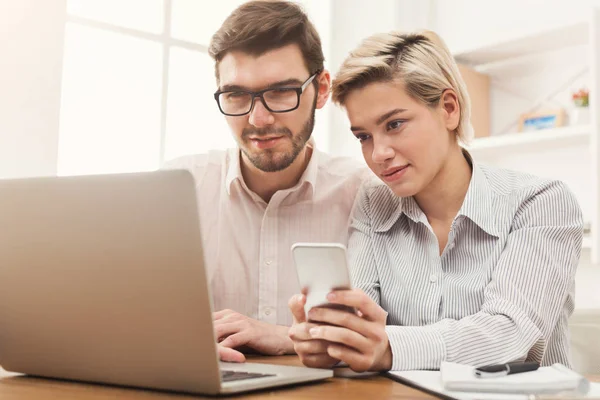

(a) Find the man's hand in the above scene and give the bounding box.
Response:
[213,309,294,360]
[288,294,340,369]
[306,289,392,372]
[218,344,246,363]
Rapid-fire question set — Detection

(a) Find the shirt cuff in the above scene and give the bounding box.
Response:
[385,324,447,370]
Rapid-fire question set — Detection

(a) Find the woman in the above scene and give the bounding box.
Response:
[288,30,583,372]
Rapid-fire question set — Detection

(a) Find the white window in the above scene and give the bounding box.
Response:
[58,0,330,176]
[58,23,163,175]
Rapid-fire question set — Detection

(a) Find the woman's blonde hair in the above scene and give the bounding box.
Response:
[332,30,473,143]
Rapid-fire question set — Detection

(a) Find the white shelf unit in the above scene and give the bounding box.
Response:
[466,125,590,153]
[455,10,600,263]
[454,22,589,73]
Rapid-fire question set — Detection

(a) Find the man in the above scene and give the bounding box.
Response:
[164,1,366,362]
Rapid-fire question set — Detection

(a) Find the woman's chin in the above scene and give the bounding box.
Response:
[386,181,418,198]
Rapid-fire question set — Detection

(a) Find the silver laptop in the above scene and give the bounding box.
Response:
[0,170,332,395]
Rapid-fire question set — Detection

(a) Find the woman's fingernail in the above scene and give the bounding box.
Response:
[327,292,336,301]
[309,327,321,337]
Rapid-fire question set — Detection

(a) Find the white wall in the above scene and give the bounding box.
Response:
[0,0,66,178]
[433,0,590,55]
[433,0,600,57]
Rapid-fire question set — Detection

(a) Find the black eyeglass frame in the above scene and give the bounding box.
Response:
[213,70,321,116]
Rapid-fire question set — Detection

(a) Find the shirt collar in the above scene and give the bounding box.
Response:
[458,151,500,237]
[225,147,242,196]
[373,150,500,237]
[372,195,425,233]
[225,143,318,199]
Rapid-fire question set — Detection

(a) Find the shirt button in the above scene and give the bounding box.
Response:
[448,243,455,250]
[264,308,272,316]
[265,260,272,266]
[429,274,438,283]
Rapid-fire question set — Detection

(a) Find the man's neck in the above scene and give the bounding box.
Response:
[240,146,312,203]
[414,143,472,224]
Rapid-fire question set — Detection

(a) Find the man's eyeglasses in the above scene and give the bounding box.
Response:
[214,71,321,116]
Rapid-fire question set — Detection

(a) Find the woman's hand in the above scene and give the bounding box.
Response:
[305,289,392,372]
[288,293,340,369]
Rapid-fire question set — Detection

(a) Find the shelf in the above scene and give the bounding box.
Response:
[466,124,591,153]
[471,44,588,76]
[454,21,588,68]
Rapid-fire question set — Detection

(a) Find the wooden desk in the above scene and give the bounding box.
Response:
[1,356,598,399]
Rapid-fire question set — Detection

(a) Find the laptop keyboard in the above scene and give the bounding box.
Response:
[221,370,276,382]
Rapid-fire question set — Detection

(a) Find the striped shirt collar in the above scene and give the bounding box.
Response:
[374,150,500,237]
[225,143,318,199]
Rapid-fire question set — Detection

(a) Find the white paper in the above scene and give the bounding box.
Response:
[440,362,587,394]
[388,370,528,400]
[387,369,600,400]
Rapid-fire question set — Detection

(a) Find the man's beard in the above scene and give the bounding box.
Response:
[239,103,316,173]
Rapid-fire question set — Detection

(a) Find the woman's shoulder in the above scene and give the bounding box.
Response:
[476,164,580,218]
[477,163,572,198]
[354,176,402,213]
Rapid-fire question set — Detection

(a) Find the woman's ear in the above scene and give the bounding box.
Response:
[315,70,332,110]
[440,89,460,133]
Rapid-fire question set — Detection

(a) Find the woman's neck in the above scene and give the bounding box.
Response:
[414,143,472,224]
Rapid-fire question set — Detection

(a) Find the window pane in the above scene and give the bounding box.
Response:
[165,47,234,161]
[58,23,163,175]
[170,0,245,45]
[67,0,163,34]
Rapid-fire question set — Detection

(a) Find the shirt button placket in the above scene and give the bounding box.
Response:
[259,203,279,325]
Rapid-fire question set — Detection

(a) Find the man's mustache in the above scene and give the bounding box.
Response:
[242,127,292,139]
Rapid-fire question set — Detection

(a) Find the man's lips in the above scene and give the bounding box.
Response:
[248,136,286,150]
[248,135,284,141]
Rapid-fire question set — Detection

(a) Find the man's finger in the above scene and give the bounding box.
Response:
[213,309,235,321]
[214,321,243,342]
[288,294,307,324]
[327,289,386,322]
[218,345,246,363]
[220,331,251,350]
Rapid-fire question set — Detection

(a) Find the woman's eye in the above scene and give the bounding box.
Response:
[355,134,370,142]
[387,120,404,130]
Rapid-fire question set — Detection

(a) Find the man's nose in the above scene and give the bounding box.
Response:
[248,98,275,128]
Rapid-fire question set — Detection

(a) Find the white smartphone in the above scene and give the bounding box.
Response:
[291,242,354,317]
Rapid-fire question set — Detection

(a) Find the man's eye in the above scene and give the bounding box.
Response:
[226,92,246,99]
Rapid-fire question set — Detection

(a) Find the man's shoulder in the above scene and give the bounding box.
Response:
[161,149,238,187]
[314,150,369,181]
[162,149,234,175]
